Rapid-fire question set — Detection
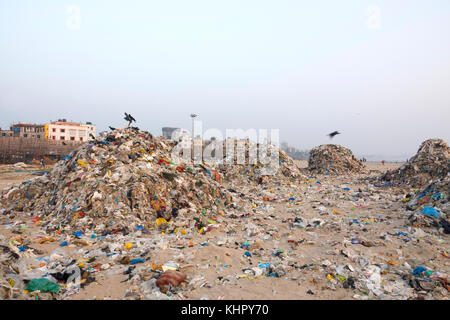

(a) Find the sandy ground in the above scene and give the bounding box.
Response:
[0,164,52,190]
[1,161,449,300]
[296,160,403,172]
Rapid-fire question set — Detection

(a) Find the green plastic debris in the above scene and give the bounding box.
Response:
[162,171,177,181]
[336,275,347,281]
[26,278,60,294]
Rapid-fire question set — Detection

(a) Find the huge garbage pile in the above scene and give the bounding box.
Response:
[307,144,365,175]
[381,139,449,187]
[0,128,237,231]
[379,139,450,236]
[0,129,303,232]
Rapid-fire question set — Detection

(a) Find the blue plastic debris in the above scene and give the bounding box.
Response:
[130,258,145,265]
[60,241,68,247]
[431,192,444,200]
[240,242,250,249]
[413,266,427,276]
[374,182,392,187]
[135,225,146,232]
[244,251,251,257]
[36,257,50,263]
[73,231,82,237]
[421,207,439,218]
[432,193,443,200]
[395,231,411,242]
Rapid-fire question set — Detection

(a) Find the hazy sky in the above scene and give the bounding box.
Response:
[1,1,449,160]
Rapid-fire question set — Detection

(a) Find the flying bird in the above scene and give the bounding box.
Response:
[89,133,96,140]
[108,126,116,131]
[124,113,136,127]
[327,131,341,139]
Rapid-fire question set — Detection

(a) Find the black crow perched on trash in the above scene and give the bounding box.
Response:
[124,112,136,127]
[327,131,340,139]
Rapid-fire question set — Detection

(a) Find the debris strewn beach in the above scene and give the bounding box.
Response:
[0,130,448,300]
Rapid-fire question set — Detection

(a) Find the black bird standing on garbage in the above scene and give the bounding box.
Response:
[124,112,136,127]
[327,131,341,139]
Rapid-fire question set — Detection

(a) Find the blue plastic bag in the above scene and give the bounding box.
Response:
[421,207,439,218]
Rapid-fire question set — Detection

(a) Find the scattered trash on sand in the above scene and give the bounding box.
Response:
[0,134,448,300]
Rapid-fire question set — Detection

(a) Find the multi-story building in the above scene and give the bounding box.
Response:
[9,123,46,139]
[162,127,180,140]
[45,120,96,142]
[0,128,14,137]
[81,122,96,138]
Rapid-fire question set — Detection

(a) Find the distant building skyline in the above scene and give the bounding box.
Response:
[162,127,180,140]
[0,119,96,142]
[7,123,46,139]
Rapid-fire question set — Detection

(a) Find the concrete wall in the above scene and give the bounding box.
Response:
[0,136,82,164]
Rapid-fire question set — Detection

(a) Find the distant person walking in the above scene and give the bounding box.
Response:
[41,158,46,168]
[381,160,385,166]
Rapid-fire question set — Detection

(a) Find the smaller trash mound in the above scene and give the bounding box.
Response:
[380,139,449,187]
[217,139,305,183]
[307,144,365,175]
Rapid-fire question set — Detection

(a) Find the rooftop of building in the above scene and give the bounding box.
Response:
[11,122,45,127]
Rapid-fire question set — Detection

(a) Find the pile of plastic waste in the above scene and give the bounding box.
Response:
[307,144,366,175]
[0,128,304,232]
[403,175,449,234]
[381,139,449,187]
